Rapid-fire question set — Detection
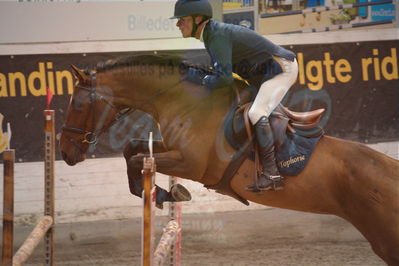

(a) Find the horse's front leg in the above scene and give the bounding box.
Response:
[123,140,191,208]
[130,150,186,173]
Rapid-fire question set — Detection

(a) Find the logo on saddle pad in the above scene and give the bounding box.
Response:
[278,155,306,169]
[274,133,321,176]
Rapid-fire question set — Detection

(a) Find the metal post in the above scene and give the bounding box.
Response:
[44,110,55,266]
[2,149,15,266]
[254,0,259,32]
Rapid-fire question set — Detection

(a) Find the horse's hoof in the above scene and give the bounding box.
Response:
[171,184,192,202]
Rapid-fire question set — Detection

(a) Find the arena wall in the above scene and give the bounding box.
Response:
[0,1,398,225]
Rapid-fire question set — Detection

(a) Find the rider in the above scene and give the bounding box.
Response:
[171,0,298,191]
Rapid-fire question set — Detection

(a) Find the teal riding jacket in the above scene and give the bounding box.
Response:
[197,20,296,89]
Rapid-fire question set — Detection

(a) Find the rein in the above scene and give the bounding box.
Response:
[62,72,135,151]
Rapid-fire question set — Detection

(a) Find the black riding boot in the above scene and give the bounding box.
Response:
[246,116,284,192]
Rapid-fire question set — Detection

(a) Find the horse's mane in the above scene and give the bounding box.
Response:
[95,53,213,75]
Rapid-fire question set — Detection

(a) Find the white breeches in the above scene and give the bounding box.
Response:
[248,56,298,125]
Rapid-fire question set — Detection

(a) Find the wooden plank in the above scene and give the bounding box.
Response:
[142,157,156,266]
[2,149,15,266]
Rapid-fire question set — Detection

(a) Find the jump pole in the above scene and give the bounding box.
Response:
[153,220,181,266]
[12,216,53,266]
[142,133,181,266]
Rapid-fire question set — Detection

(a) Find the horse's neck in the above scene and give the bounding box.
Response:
[98,69,239,128]
[97,71,179,118]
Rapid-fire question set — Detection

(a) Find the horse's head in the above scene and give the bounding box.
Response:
[59,65,124,166]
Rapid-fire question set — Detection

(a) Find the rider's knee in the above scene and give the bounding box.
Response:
[248,107,265,125]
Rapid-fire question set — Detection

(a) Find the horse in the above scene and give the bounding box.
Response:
[59,54,399,265]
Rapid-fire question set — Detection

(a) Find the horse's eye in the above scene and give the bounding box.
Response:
[72,98,83,110]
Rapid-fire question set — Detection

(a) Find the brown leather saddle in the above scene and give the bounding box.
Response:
[239,103,325,149]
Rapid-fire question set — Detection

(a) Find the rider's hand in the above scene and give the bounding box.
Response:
[185,67,207,85]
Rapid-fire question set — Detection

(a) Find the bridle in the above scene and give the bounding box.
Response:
[61,71,133,152]
[62,66,186,153]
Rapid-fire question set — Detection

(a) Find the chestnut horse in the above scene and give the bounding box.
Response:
[59,54,399,265]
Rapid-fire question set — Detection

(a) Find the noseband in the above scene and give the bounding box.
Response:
[61,71,132,151]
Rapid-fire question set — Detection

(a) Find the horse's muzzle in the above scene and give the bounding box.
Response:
[61,151,85,166]
[61,151,76,166]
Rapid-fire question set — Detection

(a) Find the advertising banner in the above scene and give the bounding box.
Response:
[0,40,398,162]
[0,2,179,43]
[287,40,398,143]
[223,11,255,30]
[0,1,223,44]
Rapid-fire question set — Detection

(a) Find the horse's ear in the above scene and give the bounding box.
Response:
[70,65,89,84]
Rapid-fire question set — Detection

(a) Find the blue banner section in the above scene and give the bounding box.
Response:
[358,0,369,18]
[371,0,395,21]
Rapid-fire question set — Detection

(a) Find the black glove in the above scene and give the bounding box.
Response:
[185,67,207,85]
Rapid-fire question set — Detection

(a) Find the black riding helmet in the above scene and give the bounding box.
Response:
[171,0,213,37]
